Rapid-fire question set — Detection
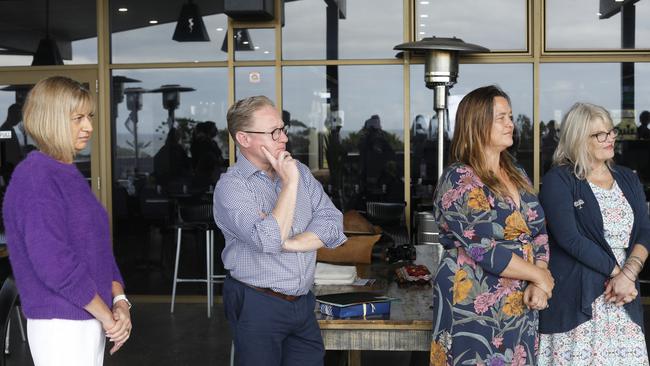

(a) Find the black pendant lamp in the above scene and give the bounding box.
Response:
[220,29,254,52]
[32,0,63,66]
[172,0,210,42]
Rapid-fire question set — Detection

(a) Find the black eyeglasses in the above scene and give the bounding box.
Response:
[243,125,289,141]
[590,127,619,143]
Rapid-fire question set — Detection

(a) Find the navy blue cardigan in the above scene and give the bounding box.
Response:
[538,164,650,334]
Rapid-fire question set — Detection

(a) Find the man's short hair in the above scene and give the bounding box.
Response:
[226,96,275,141]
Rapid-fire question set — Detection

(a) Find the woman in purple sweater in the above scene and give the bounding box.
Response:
[2,76,132,365]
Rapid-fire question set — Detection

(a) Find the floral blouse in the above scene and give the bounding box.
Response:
[430,163,549,366]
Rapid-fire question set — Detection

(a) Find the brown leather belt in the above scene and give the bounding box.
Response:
[249,285,299,302]
[228,275,300,302]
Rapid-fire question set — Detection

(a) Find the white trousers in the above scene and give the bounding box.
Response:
[27,318,105,366]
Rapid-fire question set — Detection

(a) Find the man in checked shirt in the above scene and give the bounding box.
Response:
[213,96,347,366]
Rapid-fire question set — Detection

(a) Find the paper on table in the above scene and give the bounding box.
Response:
[314,262,357,285]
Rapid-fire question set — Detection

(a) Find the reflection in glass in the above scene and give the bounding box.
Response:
[540,63,650,186]
[233,28,275,61]
[410,64,532,211]
[235,67,275,101]
[0,0,97,66]
[283,65,403,212]
[546,0,650,50]
[282,0,403,60]
[111,68,228,294]
[415,0,526,51]
[0,85,35,182]
[110,0,227,63]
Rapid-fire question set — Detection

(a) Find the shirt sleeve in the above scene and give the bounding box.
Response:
[111,256,125,289]
[212,175,284,254]
[434,166,517,276]
[302,166,347,248]
[539,169,617,276]
[22,197,98,309]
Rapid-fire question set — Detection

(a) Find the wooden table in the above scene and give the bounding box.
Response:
[315,263,433,366]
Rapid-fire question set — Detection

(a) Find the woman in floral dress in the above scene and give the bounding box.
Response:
[537,103,649,365]
[430,85,554,366]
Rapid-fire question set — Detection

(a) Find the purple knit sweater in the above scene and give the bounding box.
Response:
[3,151,124,320]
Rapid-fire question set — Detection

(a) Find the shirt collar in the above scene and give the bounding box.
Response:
[234,151,263,178]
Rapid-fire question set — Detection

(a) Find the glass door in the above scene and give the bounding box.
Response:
[0,69,100,196]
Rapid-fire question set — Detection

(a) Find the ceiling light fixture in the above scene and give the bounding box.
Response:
[32,0,63,66]
[118,8,128,12]
[172,0,210,42]
[220,29,254,52]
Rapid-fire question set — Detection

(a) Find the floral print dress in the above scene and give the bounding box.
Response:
[430,163,549,366]
[537,181,649,366]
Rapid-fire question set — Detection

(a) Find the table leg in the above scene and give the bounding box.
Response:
[347,350,361,366]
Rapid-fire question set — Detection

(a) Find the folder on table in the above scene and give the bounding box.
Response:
[316,292,395,318]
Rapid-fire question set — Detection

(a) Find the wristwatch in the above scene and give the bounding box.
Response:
[112,294,132,310]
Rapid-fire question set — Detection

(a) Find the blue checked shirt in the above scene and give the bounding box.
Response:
[213,153,347,296]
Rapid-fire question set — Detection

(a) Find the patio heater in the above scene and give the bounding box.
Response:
[149,84,196,130]
[394,37,489,177]
[123,87,148,173]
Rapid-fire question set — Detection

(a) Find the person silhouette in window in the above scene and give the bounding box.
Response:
[153,126,190,193]
[541,120,559,174]
[0,103,25,182]
[357,114,395,200]
[190,121,224,193]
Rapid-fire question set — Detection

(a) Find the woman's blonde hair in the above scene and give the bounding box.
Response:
[450,85,533,197]
[553,102,614,179]
[23,76,94,163]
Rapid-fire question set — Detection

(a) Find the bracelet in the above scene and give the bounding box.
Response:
[623,263,641,275]
[621,267,636,282]
[628,256,645,269]
[113,294,132,310]
[624,262,641,275]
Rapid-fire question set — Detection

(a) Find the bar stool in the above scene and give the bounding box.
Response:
[170,202,225,318]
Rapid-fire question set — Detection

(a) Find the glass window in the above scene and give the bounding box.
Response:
[410,63,533,211]
[540,62,650,179]
[235,67,276,101]
[233,28,275,61]
[546,0,650,50]
[111,68,228,294]
[283,65,404,213]
[282,0,403,60]
[110,0,228,63]
[415,0,527,51]
[0,0,97,66]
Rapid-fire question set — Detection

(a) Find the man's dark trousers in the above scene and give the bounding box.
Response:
[223,276,325,366]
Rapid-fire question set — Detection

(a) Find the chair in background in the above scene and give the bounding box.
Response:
[365,201,409,246]
[0,277,23,366]
[170,202,225,318]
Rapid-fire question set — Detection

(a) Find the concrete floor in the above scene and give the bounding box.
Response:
[4,300,427,366]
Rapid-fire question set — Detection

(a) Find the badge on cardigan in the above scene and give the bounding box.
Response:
[573,199,584,209]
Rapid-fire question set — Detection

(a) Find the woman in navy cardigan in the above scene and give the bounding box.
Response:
[538,102,650,365]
